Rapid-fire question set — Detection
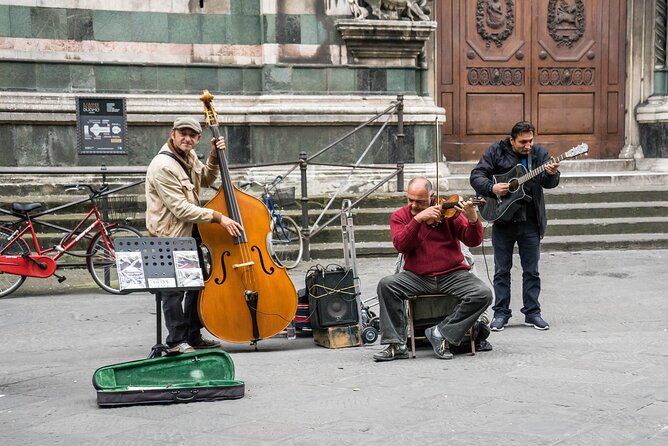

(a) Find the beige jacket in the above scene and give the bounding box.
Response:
[145,141,220,237]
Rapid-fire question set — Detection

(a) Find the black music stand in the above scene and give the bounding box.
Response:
[113,237,205,358]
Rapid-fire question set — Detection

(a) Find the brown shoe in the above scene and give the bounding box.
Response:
[189,337,221,349]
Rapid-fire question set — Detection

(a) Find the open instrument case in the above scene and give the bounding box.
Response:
[92,350,244,407]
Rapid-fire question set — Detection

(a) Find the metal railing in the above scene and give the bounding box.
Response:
[1,95,408,262]
[259,95,407,260]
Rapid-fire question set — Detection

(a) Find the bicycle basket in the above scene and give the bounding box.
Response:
[101,195,140,223]
[274,187,296,207]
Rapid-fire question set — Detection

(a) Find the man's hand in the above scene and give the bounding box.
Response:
[414,205,442,225]
[210,136,226,157]
[455,200,479,224]
[544,161,560,175]
[492,182,510,196]
[220,215,243,237]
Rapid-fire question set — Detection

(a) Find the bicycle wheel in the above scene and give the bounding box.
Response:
[86,225,141,294]
[0,225,29,298]
[271,216,303,269]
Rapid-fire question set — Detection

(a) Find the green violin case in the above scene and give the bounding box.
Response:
[92,350,245,407]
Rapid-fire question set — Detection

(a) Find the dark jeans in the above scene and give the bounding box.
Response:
[491,220,541,319]
[377,269,492,346]
[159,289,202,346]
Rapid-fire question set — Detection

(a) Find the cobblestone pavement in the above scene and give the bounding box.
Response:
[1,250,667,445]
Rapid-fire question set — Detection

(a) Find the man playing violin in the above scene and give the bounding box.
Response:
[469,121,560,332]
[145,117,243,354]
[373,177,492,361]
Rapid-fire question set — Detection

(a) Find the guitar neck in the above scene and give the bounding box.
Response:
[517,152,568,185]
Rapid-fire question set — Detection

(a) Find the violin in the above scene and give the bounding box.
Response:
[197,90,297,344]
[431,195,486,224]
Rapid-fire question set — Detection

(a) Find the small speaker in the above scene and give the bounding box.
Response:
[306,267,358,329]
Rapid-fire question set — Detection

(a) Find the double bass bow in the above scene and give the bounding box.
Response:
[197,90,297,344]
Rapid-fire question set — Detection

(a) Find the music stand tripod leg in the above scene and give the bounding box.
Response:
[148,292,169,358]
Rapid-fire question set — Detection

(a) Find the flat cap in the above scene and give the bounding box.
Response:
[172,116,202,134]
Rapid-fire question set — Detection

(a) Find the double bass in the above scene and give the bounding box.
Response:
[197,90,297,344]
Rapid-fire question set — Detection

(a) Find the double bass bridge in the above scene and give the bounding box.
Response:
[233,261,255,268]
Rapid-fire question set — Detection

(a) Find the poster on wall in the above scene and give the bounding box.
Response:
[76,97,127,155]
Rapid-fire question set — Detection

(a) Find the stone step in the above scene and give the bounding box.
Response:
[3,184,668,216]
[307,232,668,260]
[446,158,638,174]
[307,216,668,244]
[300,200,668,226]
[444,170,668,191]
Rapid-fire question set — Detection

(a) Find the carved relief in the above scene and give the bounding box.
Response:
[547,0,585,47]
[476,0,515,48]
[348,0,431,21]
[538,68,594,86]
[468,68,524,86]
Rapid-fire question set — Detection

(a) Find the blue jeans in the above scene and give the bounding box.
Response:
[491,220,541,319]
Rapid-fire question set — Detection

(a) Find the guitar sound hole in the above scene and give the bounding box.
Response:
[508,180,520,192]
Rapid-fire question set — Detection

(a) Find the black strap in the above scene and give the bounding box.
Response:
[160,151,191,181]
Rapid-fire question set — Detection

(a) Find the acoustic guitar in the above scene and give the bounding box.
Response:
[479,143,589,223]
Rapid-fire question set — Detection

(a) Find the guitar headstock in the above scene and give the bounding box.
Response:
[565,143,589,159]
[199,89,219,128]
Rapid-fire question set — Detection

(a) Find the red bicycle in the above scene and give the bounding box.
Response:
[0,183,141,297]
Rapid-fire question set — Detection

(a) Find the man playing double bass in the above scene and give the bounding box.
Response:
[145,117,242,354]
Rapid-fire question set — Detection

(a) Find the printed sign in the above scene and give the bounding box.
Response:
[76,97,127,155]
[116,251,146,290]
[174,251,205,288]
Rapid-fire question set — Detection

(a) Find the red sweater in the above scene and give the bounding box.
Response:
[390,205,484,277]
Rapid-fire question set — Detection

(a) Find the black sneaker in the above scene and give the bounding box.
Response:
[490,316,508,331]
[524,314,549,330]
[373,343,409,362]
[474,321,491,343]
[475,339,493,352]
[424,326,453,360]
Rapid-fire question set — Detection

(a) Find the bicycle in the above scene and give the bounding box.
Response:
[0,183,142,297]
[239,176,304,269]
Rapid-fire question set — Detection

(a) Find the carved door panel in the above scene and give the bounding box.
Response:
[438,0,626,160]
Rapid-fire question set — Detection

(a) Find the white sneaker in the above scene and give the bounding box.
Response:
[167,342,194,354]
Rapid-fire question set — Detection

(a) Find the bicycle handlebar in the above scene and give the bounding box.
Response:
[63,183,109,196]
[239,175,283,191]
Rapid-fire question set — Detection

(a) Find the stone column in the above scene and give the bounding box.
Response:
[622,0,656,158]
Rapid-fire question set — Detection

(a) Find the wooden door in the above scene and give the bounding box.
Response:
[438,0,626,160]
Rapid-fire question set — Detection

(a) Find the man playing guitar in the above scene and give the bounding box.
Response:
[469,121,560,332]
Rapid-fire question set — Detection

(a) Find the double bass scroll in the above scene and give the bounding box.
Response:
[197,90,297,344]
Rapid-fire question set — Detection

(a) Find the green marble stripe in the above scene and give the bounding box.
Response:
[1,6,267,45]
[0,61,421,95]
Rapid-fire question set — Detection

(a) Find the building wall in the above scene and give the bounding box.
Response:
[0,0,442,167]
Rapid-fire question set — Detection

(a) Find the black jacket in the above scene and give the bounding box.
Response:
[469,137,560,238]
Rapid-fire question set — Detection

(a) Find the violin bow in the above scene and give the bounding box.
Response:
[434,117,440,203]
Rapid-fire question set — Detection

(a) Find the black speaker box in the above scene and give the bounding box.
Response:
[306,267,358,329]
